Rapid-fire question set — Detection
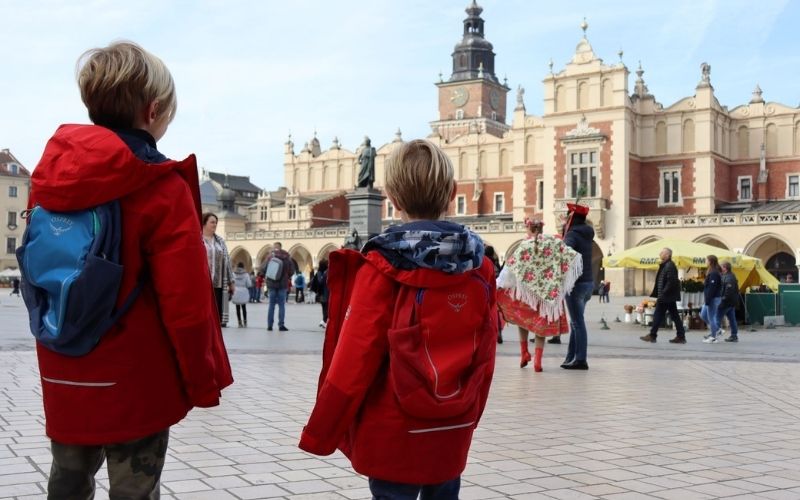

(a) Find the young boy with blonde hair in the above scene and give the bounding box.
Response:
[300,139,497,499]
[26,41,232,498]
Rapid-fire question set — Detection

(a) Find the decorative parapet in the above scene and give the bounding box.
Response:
[628,212,800,229]
[554,197,609,211]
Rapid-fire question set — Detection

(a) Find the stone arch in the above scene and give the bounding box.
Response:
[288,244,314,275]
[637,235,662,246]
[693,234,730,250]
[682,118,695,152]
[655,121,667,155]
[317,244,338,265]
[555,85,565,112]
[601,78,612,106]
[499,149,510,177]
[255,244,275,269]
[525,135,535,164]
[738,125,749,159]
[229,246,253,272]
[745,234,794,282]
[458,152,468,180]
[766,252,797,283]
[505,239,525,261]
[577,81,589,110]
[478,151,487,178]
[766,123,778,156]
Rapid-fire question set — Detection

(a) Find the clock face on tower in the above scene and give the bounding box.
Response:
[489,89,500,110]
[450,87,469,107]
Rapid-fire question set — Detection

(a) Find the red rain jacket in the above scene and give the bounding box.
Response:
[29,125,233,445]
[299,249,497,484]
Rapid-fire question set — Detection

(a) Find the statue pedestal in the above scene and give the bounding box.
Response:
[346,188,385,240]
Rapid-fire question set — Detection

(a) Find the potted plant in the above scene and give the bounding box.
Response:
[623,304,634,323]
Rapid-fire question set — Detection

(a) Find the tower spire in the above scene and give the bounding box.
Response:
[450,1,497,82]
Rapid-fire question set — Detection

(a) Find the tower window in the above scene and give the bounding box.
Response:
[455,109,464,120]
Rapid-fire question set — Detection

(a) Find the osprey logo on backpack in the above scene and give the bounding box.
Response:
[447,293,468,313]
[16,201,143,356]
[49,216,74,236]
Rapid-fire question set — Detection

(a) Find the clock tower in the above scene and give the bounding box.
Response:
[431,0,510,142]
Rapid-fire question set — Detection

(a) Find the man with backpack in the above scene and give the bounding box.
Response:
[18,42,232,499]
[300,139,497,499]
[262,241,294,331]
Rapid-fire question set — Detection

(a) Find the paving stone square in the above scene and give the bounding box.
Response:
[1,297,800,498]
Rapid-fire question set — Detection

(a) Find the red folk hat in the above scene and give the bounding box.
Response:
[566,202,590,216]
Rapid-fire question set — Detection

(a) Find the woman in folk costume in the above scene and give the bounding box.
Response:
[497,218,583,372]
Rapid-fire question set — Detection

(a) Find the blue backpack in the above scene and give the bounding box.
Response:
[15,201,142,356]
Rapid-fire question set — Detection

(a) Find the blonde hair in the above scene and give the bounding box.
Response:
[384,139,454,219]
[76,41,177,129]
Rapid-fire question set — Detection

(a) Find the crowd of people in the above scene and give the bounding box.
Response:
[18,39,754,500]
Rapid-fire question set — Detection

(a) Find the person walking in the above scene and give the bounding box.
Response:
[28,41,232,499]
[561,203,595,370]
[712,261,740,343]
[294,270,306,303]
[700,255,722,341]
[10,277,20,296]
[255,273,264,303]
[497,219,580,372]
[313,259,329,328]
[231,263,252,327]
[247,271,257,303]
[263,242,294,331]
[640,247,686,344]
[602,281,611,303]
[202,212,234,327]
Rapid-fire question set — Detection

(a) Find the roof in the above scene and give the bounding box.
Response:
[743,200,800,213]
[200,180,220,206]
[207,172,261,193]
[0,149,30,178]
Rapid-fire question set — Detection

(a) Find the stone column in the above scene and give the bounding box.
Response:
[346,188,386,241]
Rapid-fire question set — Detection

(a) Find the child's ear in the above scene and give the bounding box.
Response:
[146,100,160,124]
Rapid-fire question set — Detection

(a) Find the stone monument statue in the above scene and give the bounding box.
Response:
[343,228,362,250]
[356,136,376,189]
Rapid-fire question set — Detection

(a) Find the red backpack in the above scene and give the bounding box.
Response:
[320,249,496,422]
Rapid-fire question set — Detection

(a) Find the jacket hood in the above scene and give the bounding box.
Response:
[362,220,485,288]
[273,249,291,259]
[31,125,198,212]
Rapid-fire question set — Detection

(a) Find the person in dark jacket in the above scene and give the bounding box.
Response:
[560,203,595,370]
[714,261,740,342]
[700,255,722,342]
[313,259,330,327]
[640,248,686,343]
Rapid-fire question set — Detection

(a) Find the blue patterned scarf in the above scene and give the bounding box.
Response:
[362,220,484,274]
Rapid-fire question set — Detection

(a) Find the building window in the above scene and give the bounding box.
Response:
[659,167,682,206]
[788,174,800,199]
[456,195,466,215]
[569,150,597,198]
[7,211,17,228]
[6,237,15,254]
[259,206,268,221]
[386,200,395,219]
[737,176,752,201]
[493,193,504,213]
[537,180,544,210]
[8,186,17,198]
[455,109,464,120]
[288,204,297,220]
[491,111,497,121]
[9,164,18,175]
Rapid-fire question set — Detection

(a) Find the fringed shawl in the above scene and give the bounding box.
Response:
[497,234,583,322]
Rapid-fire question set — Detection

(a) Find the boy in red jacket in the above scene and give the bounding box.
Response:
[31,42,233,498]
[300,140,497,499]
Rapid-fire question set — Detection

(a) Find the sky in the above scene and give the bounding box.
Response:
[2,0,798,190]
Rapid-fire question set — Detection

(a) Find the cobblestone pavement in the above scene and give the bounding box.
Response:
[2,296,800,499]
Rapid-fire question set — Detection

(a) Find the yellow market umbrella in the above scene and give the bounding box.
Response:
[602,238,779,291]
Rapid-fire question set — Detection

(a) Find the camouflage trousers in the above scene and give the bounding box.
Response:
[47,428,169,500]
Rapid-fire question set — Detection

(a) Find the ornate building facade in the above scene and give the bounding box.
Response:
[221,2,800,295]
[0,149,29,272]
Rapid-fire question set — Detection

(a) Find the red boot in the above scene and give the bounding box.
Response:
[533,347,544,372]
[519,341,531,368]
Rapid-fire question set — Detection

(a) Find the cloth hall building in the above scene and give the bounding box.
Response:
[217,2,800,295]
